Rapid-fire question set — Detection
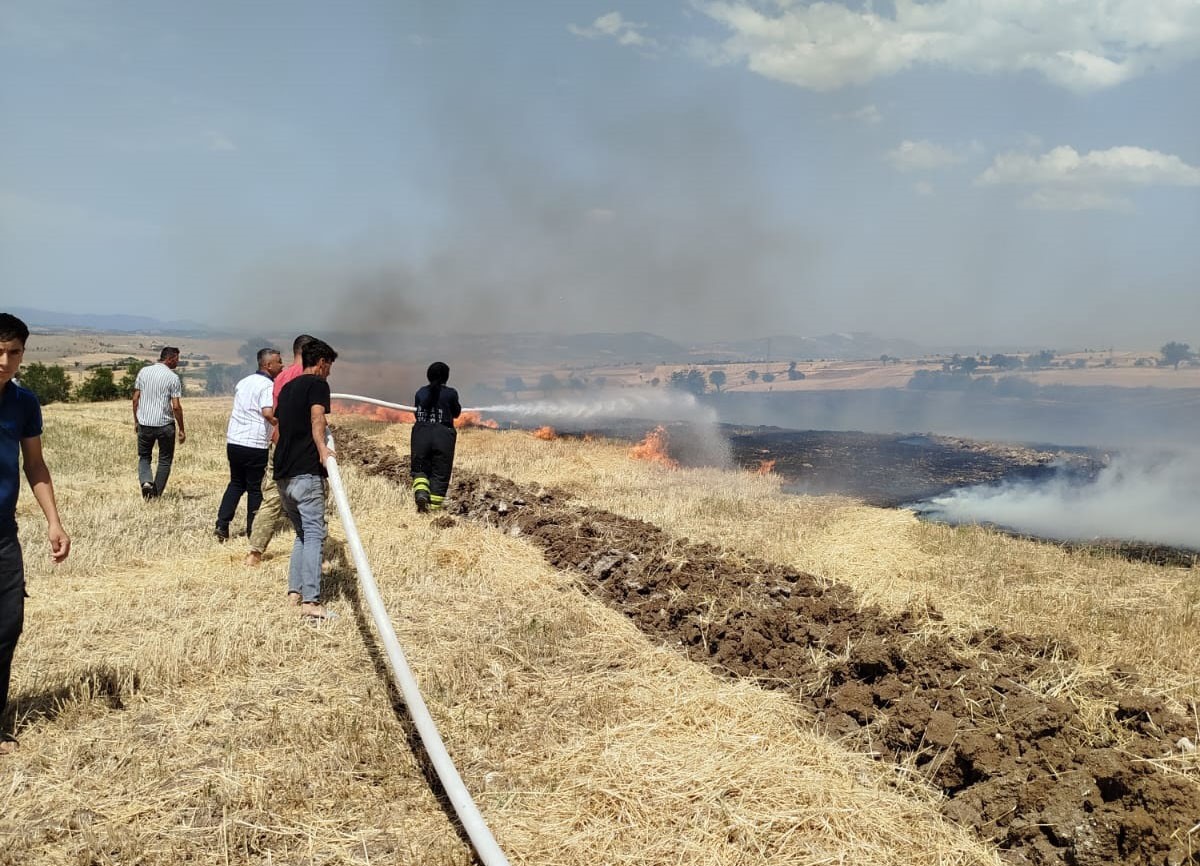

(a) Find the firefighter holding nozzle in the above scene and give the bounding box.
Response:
[411,362,461,512]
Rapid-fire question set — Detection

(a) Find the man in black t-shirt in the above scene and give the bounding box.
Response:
[273,338,337,620]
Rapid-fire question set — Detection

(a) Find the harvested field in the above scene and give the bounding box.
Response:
[4,400,1198,865]
[337,424,1200,866]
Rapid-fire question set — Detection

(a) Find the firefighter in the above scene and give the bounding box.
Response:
[410,362,461,512]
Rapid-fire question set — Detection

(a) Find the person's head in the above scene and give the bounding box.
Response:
[427,361,450,386]
[257,347,284,378]
[0,313,30,387]
[301,339,338,378]
[292,334,316,361]
[159,346,180,369]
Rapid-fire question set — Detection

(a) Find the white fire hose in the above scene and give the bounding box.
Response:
[331,393,486,414]
[324,426,510,866]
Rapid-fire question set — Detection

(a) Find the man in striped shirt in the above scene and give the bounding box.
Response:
[215,347,283,541]
[131,346,186,499]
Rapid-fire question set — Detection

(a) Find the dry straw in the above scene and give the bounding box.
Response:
[5,397,1097,864]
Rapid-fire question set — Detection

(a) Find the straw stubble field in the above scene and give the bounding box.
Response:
[1,399,1196,865]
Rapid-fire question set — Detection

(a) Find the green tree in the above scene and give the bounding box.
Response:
[77,367,120,402]
[708,369,726,392]
[1160,341,1192,370]
[205,363,241,396]
[1024,350,1055,370]
[746,370,759,384]
[238,338,271,368]
[118,360,150,398]
[19,362,72,404]
[537,372,561,396]
[503,376,525,395]
[669,368,707,396]
[761,372,776,383]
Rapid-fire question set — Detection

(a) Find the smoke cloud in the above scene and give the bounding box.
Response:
[918,451,1200,549]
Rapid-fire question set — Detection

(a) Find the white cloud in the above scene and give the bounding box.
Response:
[696,0,1200,91]
[568,11,658,50]
[979,146,1200,187]
[913,180,935,197]
[885,139,965,172]
[977,145,1200,211]
[835,104,883,124]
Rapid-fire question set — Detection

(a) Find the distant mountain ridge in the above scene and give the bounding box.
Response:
[8,306,211,334]
[7,307,938,362]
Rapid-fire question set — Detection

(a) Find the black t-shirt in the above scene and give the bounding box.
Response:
[274,374,331,479]
[413,384,461,428]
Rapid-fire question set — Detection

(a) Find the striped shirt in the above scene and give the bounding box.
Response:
[133,362,182,427]
[226,371,275,449]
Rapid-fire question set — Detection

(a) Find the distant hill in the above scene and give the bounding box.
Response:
[702,332,927,362]
[8,306,212,334]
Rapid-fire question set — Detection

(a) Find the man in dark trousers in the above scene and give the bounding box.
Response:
[0,313,71,755]
[411,362,461,512]
[274,338,337,620]
[215,347,283,541]
[132,346,186,499]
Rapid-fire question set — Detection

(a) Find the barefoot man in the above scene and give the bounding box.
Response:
[273,338,337,620]
[0,313,70,755]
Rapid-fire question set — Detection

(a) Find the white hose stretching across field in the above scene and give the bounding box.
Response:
[324,428,510,866]
[331,393,484,414]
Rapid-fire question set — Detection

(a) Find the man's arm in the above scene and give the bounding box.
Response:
[20,436,70,563]
[309,403,330,466]
[171,396,186,443]
[261,406,276,427]
[132,388,141,431]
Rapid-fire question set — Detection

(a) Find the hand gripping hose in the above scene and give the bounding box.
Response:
[324,428,511,866]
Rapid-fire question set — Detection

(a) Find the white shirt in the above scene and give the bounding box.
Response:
[226,371,275,449]
[134,362,182,427]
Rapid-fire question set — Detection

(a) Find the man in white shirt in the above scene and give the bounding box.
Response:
[132,346,186,499]
[215,347,283,541]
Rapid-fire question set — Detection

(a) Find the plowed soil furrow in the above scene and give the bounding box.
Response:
[334,429,1200,866]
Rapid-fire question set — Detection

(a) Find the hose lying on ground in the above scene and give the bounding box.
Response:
[324,428,511,866]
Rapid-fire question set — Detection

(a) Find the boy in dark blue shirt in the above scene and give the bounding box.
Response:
[0,314,70,755]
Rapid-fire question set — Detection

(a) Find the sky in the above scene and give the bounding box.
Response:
[2,0,1198,348]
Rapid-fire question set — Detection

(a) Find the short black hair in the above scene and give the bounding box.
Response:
[426,361,450,385]
[0,313,30,345]
[301,339,337,368]
[292,334,316,355]
[159,346,180,361]
[256,347,281,367]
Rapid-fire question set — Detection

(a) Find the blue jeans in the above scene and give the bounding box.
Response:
[137,423,176,494]
[278,475,326,604]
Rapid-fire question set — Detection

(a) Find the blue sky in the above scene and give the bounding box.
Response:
[2,0,1198,347]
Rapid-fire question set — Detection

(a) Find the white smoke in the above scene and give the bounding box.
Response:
[475,389,719,425]
[918,452,1200,549]
[475,389,731,468]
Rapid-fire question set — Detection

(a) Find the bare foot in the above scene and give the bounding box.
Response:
[244,551,263,567]
[0,737,18,756]
[287,592,302,606]
[298,602,329,619]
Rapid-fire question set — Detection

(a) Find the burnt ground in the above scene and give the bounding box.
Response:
[550,422,1197,567]
[334,427,1200,866]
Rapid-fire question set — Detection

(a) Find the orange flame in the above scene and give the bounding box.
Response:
[533,426,558,440]
[332,400,415,424]
[755,459,776,475]
[629,425,678,468]
[455,411,499,430]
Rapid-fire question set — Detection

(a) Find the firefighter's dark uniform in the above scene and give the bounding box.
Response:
[410,384,461,511]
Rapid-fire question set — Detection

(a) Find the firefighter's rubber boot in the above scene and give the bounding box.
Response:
[415,490,431,513]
